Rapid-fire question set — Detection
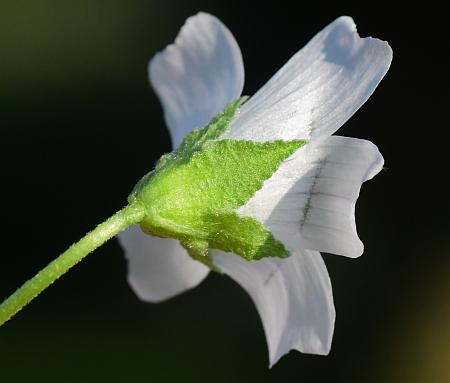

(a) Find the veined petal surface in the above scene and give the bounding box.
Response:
[213,249,335,366]
[149,12,244,148]
[226,16,392,143]
[239,136,384,258]
[118,225,209,302]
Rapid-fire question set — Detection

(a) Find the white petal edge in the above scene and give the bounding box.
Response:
[238,136,384,258]
[226,16,392,143]
[149,12,244,149]
[213,249,335,367]
[118,225,209,303]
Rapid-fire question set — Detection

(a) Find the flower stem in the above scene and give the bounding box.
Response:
[0,202,145,327]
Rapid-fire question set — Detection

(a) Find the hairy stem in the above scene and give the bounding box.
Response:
[0,202,145,326]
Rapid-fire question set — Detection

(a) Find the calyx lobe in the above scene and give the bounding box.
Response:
[129,98,307,266]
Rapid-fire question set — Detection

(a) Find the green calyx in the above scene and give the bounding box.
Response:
[129,97,307,267]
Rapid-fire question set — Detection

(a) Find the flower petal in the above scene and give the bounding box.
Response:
[149,12,244,148]
[118,225,209,302]
[226,16,392,143]
[238,136,384,258]
[213,249,335,366]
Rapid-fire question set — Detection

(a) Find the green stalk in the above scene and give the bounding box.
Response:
[0,202,145,326]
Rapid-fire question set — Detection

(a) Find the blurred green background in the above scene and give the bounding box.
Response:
[0,1,447,382]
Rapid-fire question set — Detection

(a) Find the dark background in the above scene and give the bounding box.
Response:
[0,1,448,382]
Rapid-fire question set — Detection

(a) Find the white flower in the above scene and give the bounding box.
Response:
[118,12,392,366]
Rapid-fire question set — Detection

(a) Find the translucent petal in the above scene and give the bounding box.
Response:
[238,136,384,258]
[149,12,244,148]
[118,225,209,302]
[226,16,392,143]
[213,249,335,366]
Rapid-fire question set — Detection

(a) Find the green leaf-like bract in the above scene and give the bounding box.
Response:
[130,98,307,266]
